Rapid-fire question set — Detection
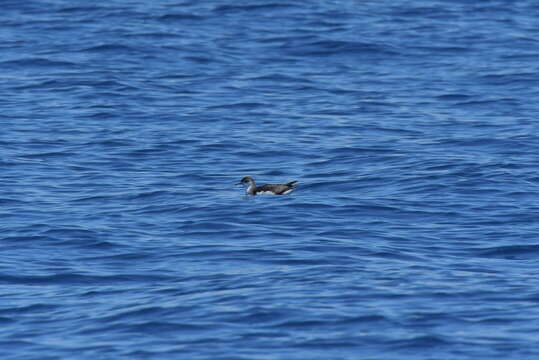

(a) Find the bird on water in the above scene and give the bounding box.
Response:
[236,176,298,195]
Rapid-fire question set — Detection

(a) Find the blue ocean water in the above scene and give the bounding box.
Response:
[2,0,539,359]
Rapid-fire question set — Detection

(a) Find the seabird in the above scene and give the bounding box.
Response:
[236,176,298,195]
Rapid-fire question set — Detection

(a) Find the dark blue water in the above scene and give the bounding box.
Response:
[2,1,539,359]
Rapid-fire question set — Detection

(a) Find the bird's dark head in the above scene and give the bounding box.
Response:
[236,176,255,185]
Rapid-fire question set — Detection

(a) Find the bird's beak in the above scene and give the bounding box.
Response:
[235,182,242,185]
